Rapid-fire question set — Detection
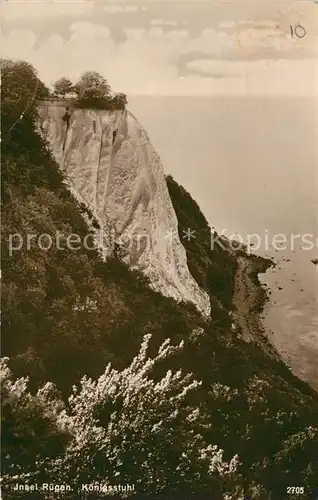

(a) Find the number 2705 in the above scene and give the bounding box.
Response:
[287,486,304,495]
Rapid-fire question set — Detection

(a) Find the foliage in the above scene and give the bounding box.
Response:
[1,358,70,495]
[1,59,49,142]
[1,60,64,202]
[72,72,128,110]
[1,338,240,499]
[74,71,111,109]
[44,72,128,110]
[60,335,240,498]
[53,77,74,97]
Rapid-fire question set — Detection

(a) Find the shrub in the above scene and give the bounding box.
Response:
[1,336,241,499]
[1,358,70,492]
[109,92,128,110]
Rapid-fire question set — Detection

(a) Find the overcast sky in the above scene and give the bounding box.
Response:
[2,0,318,96]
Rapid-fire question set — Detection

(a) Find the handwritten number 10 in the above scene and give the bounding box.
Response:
[290,24,306,38]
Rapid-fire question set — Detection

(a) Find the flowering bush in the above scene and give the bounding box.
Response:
[1,336,241,498]
[58,334,240,497]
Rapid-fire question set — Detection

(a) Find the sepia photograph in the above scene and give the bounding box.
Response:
[1,0,318,498]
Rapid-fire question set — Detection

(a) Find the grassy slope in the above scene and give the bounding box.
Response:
[2,78,318,497]
[166,175,236,313]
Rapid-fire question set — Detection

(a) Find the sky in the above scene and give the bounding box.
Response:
[1,0,318,96]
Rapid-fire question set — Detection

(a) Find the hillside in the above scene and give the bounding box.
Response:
[1,60,318,500]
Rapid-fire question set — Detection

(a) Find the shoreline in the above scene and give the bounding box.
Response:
[259,260,318,392]
[232,253,280,359]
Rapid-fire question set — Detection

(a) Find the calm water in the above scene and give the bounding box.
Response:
[129,96,318,390]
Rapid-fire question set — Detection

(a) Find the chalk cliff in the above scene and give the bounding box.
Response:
[38,102,211,316]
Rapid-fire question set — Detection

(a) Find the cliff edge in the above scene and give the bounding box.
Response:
[38,101,211,316]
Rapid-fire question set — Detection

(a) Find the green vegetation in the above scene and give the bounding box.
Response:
[1,60,318,499]
[1,341,241,500]
[166,175,237,322]
[52,71,128,110]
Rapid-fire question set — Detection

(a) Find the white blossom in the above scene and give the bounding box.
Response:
[1,337,241,497]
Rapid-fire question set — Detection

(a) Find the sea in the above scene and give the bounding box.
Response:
[129,96,318,391]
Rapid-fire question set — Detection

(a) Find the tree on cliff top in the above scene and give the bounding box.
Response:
[53,77,74,97]
[110,92,128,110]
[74,71,111,108]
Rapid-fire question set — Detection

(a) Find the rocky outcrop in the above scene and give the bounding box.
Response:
[38,101,211,316]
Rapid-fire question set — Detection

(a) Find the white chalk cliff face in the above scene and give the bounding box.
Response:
[38,102,211,316]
